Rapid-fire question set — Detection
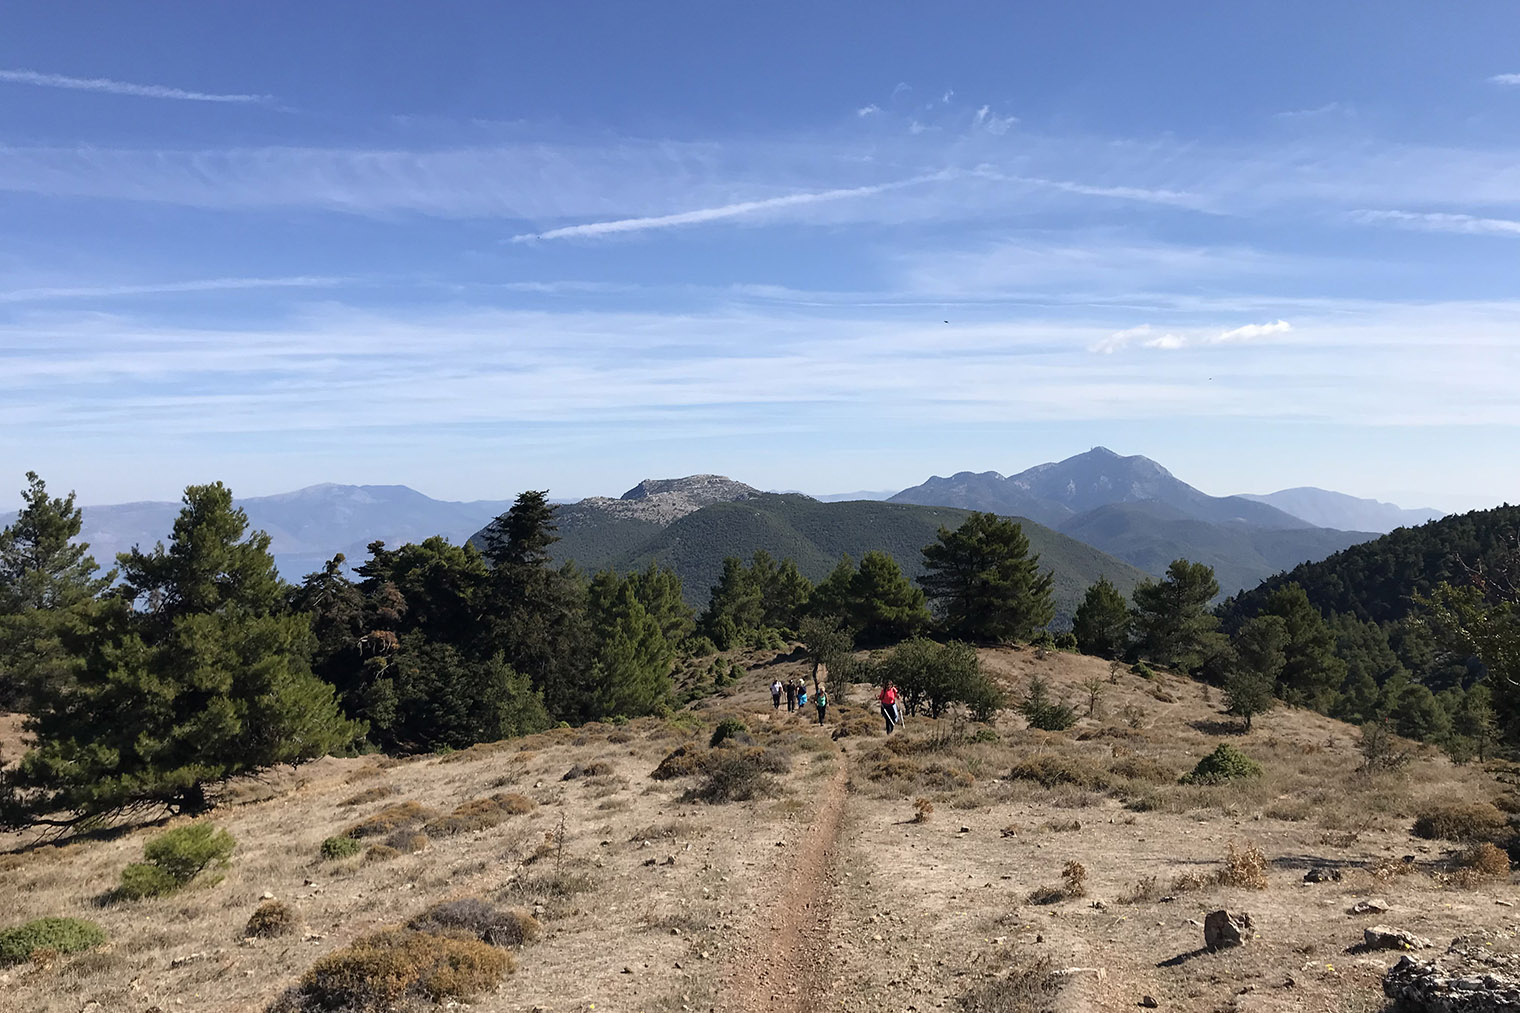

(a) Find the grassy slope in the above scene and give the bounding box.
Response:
[582,494,1149,618]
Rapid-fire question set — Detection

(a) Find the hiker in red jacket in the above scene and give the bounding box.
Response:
[879,683,900,734]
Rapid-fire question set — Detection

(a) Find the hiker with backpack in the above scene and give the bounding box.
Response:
[784,679,797,712]
[879,683,900,734]
[815,685,828,725]
[770,679,783,710]
[797,683,807,708]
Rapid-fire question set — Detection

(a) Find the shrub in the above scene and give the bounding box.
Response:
[115,862,181,899]
[709,718,749,748]
[1358,719,1413,774]
[911,798,934,823]
[145,822,235,883]
[386,830,430,854]
[1020,676,1076,731]
[1413,802,1509,842]
[494,793,535,815]
[1108,754,1174,784]
[321,836,364,861]
[1179,744,1262,785]
[1054,632,1079,651]
[1219,841,1269,890]
[1007,755,1112,791]
[295,928,511,1011]
[685,749,777,803]
[1453,842,1512,884]
[344,801,436,839]
[1062,861,1087,897]
[651,745,709,780]
[245,900,298,938]
[408,897,541,948]
[561,761,614,781]
[116,822,234,899]
[968,726,1000,744]
[0,917,107,964]
[426,800,505,837]
[340,785,398,807]
[364,845,400,863]
[956,955,1057,1012]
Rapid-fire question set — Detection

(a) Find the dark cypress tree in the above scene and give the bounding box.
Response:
[1071,576,1132,659]
[919,512,1055,643]
[3,484,362,828]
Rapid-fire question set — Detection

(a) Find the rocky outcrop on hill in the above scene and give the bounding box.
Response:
[1383,938,1520,1011]
[565,475,761,527]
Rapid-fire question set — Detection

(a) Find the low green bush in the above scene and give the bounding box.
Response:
[1179,743,1262,785]
[709,718,749,748]
[116,822,234,899]
[0,917,107,964]
[321,836,365,861]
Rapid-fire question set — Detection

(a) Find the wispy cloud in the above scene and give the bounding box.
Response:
[1351,208,1520,236]
[1273,101,1349,119]
[972,105,1017,134]
[1488,73,1520,85]
[0,276,342,304]
[511,172,954,242]
[0,68,270,103]
[856,104,880,117]
[1092,319,1292,353]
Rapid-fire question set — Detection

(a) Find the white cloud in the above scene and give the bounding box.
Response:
[856,104,880,117]
[1091,319,1292,352]
[510,172,953,242]
[1273,102,1348,119]
[0,276,342,304]
[1489,73,1520,85]
[941,90,954,104]
[0,68,269,103]
[973,105,1017,134]
[1352,208,1520,236]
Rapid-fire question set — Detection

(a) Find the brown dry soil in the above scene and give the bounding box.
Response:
[3,647,1519,1013]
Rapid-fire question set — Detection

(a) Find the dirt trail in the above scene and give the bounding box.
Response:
[719,757,850,1013]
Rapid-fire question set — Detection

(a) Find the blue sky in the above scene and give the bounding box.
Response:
[2,2,1518,511]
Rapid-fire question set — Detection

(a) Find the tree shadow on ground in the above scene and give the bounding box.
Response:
[1157,946,1216,968]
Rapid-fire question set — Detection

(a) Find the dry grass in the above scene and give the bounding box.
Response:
[1447,842,1512,887]
[407,897,542,947]
[955,953,1059,1012]
[911,797,935,823]
[338,785,398,807]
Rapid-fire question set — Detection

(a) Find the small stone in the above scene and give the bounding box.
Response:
[1349,899,1390,916]
[699,951,710,960]
[260,891,275,900]
[1304,866,1343,883]
[959,826,971,834]
[622,966,633,974]
[169,952,206,969]
[1140,997,1159,1009]
[671,927,681,936]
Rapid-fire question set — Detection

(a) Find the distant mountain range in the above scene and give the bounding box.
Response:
[888,448,1404,595]
[2,450,1450,609]
[1236,487,1442,534]
[0,484,512,582]
[470,479,1149,621]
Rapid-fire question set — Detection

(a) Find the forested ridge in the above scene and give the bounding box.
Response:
[2,469,1516,838]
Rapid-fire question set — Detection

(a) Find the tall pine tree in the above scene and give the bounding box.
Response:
[1131,559,1223,671]
[919,513,1055,643]
[3,484,361,828]
[1071,576,1132,659]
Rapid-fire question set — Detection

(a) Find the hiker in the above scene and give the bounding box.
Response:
[815,685,828,725]
[797,684,808,708]
[771,679,783,710]
[889,682,904,727]
[784,679,797,712]
[879,683,899,734]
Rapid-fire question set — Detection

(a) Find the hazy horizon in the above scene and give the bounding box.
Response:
[3,3,1517,515]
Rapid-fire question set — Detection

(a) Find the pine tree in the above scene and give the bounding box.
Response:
[808,555,857,621]
[1227,615,1287,729]
[588,579,675,719]
[847,550,931,645]
[699,557,764,649]
[1131,559,1223,671]
[0,473,112,710]
[1071,576,1132,658]
[3,484,362,828]
[624,563,695,647]
[1260,584,1347,710]
[919,513,1055,643]
[759,557,813,633]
